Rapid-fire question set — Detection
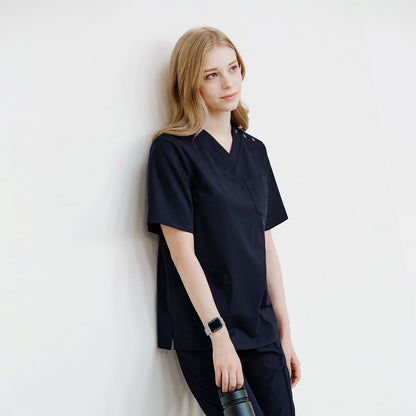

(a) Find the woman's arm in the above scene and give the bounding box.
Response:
[265,229,301,387]
[160,224,244,393]
[265,229,292,340]
[161,223,224,334]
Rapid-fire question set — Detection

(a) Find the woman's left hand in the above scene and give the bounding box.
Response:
[280,337,301,388]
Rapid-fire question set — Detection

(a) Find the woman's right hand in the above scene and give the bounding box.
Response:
[210,329,244,394]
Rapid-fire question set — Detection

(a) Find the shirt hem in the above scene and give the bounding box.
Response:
[147,219,194,236]
[158,333,281,351]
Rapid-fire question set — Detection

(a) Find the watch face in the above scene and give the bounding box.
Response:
[208,318,222,333]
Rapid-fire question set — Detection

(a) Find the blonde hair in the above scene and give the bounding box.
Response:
[152,26,249,141]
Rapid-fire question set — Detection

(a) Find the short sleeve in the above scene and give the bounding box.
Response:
[262,144,289,230]
[147,137,194,236]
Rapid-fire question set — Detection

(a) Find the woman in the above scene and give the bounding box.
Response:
[147,26,300,415]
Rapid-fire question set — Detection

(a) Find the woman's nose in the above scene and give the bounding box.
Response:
[221,74,232,88]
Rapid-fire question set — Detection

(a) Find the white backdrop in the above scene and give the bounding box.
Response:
[1,1,415,415]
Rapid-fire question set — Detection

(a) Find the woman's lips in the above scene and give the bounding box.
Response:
[220,92,238,100]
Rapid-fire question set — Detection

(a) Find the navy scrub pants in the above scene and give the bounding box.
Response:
[175,339,296,416]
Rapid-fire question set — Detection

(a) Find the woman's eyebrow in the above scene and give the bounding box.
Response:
[204,60,238,72]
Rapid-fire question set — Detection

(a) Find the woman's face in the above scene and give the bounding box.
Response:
[199,45,242,116]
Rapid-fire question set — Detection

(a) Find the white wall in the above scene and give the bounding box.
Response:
[1,1,415,415]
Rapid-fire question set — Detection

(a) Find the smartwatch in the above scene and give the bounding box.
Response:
[204,316,225,336]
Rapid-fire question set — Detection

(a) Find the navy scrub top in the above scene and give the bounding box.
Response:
[146,122,288,350]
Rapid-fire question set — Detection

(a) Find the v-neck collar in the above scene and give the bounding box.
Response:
[198,123,242,171]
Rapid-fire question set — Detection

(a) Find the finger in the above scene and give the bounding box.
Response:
[290,365,300,387]
[237,370,244,390]
[215,370,221,389]
[291,375,300,388]
[291,361,300,376]
[222,371,229,394]
[229,371,237,392]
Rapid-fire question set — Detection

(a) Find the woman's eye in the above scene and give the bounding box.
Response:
[206,73,216,79]
[230,65,239,72]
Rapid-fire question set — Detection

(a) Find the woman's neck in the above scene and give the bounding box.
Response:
[204,111,232,138]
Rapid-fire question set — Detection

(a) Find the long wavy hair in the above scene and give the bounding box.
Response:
[152,26,249,141]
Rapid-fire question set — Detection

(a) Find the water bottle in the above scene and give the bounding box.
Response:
[217,384,256,415]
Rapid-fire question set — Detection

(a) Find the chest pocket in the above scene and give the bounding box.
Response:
[243,175,268,217]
